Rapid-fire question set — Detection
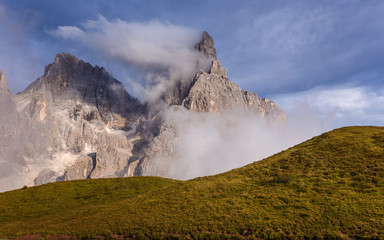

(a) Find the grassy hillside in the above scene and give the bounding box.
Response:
[1,126,384,239]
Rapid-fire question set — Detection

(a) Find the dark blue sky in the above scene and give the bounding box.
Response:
[0,0,383,127]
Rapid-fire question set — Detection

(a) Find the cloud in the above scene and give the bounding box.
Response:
[274,85,384,128]
[161,106,326,179]
[51,15,210,102]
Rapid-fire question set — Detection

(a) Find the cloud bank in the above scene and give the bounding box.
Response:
[51,15,209,102]
[274,85,384,128]
[164,107,327,179]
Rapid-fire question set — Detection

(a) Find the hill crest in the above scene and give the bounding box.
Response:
[1,126,383,239]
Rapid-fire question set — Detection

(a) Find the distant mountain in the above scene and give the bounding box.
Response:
[0,32,285,191]
[1,126,383,239]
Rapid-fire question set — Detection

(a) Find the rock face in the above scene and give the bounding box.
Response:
[131,32,285,177]
[195,31,217,59]
[182,59,285,120]
[1,54,145,190]
[0,71,8,96]
[0,71,26,190]
[0,32,286,191]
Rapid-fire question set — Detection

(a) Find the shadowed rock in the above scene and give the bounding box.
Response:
[0,71,9,97]
[195,31,217,59]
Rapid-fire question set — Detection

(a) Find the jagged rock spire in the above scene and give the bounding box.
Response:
[0,71,9,96]
[195,31,217,59]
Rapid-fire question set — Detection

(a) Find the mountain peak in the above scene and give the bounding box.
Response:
[54,52,81,65]
[44,52,107,77]
[195,31,217,59]
[0,70,6,86]
[41,52,109,90]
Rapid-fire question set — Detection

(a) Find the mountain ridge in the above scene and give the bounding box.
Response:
[0,32,286,191]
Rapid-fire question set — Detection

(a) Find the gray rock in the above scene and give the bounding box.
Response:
[0,71,8,96]
[195,31,217,59]
[182,59,286,120]
[162,31,216,106]
[63,154,95,180]
[1,53,145,190]
[34,169,57,186]
[0,71,28,191]
[138,122,177,177]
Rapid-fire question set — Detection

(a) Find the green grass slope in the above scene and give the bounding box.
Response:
[1,126,384,239]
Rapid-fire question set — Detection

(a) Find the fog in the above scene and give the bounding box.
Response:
[163,106,328,179]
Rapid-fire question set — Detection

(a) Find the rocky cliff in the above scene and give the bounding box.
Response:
[128,32,285,177]
[0,32,285,191]
[0,54,146,190]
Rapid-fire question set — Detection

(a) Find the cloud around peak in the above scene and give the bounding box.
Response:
[52,15,202,68]
[50,15,209,102]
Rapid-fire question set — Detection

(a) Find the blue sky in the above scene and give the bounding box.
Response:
[0,0,383,128]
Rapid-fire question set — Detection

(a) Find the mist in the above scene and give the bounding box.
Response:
[162,106,329,179]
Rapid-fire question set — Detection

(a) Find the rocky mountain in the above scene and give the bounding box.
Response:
[0,32,285,191]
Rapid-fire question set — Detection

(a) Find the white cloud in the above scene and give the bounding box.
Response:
[312,88,369,111]
[162,107,325,179]
[274,85,384,128]
[54,26,84,39]
[51,15,210,102]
